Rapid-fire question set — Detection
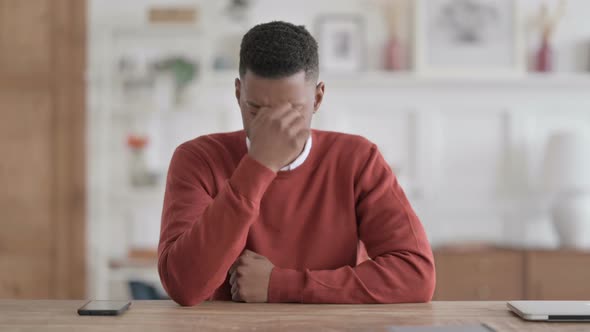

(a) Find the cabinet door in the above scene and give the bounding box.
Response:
[0,0,86,299]
[526,250,590,300]
[433,250,524,300]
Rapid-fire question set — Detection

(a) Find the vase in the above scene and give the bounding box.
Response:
[551,193,590,249]
[535,36,553,72]
[384,36,404,71]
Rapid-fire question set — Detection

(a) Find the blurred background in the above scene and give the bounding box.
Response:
[2,0,590,302]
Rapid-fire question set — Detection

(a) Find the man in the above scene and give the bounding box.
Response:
[158,21,435,305]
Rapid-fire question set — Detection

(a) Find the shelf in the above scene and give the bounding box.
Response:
[110,108,194,120]
[321,72,590,89]
[194,71,590,90]
[107,256,161,287]
[105,72,590,121]
[112,186,165,204]
[110,256,157,270]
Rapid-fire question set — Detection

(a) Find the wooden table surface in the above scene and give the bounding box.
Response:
[0,300,589,332]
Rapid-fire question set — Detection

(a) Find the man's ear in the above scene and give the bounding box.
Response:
[235,78,241,105]
[313,81,325,114]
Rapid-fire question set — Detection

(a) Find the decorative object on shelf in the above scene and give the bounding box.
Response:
[534,34,552,72]
[152,57,198,106]
[213,35,242,71]
[531,0,566,72]
[414,0,524,77]
[213,54,236,71]
[127,134,159,187]
[224,0,252,23]
[153,70,175,110]
[385,35,404,72]
[315,15,366,73]
[148,6,199,24]
[118,56,155,102]
[383,0,406,71]
[112,27,202,113]
[502,213,559,250]
[542,131,590,249]
[215,0,253,71]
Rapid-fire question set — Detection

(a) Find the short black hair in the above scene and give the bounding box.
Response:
[239,21,319,81]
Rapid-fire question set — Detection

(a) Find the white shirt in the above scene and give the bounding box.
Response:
[246,134,312,171]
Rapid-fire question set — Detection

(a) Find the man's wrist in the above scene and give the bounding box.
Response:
[248,151,280,173]
[267,267,306,303]
[229,154,277,203]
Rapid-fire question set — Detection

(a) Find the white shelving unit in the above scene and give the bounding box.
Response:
[321,72,590,89]
[90,24,210,300]
[88,21,590,299]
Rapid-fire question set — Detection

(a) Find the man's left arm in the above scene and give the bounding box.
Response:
[232,144,436,304]
[230,145,435,303]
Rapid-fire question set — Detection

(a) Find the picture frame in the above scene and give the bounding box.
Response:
[414,0,524,77]
[315,15,366,73]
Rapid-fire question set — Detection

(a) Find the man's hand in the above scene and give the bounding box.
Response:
[248,104,309,172]
[229,250,275,303]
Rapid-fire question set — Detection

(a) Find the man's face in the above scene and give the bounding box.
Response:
[235,71,324,138]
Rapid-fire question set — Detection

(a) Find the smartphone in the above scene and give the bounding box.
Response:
[77,300,131,316]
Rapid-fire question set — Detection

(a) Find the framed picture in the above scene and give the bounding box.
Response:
[315,16,366,73]
[414,0,524,77]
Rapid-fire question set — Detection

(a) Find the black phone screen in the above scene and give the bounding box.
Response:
[77,300,131,316]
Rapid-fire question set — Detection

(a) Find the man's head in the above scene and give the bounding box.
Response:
[235,21,324,137]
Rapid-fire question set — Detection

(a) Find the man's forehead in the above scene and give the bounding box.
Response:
[242,71,314,89]
[243,69,307,82]
[242,77,311,105]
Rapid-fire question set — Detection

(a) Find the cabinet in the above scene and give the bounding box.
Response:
[433,248,590,301]
[0,0,86,299]
[525,250,590,300]
[433,249,524,300]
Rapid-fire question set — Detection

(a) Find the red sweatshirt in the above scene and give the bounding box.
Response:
[158,129,435,305]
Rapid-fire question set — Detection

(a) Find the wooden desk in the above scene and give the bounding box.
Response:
[0,300,587,331]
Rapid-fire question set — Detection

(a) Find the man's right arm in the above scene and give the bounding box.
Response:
[158,145,276,306]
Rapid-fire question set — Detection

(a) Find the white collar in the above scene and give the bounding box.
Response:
[246,133,312,171]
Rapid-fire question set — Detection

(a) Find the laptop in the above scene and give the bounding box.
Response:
[349,325,496,332]
[385,325,495,332]
[507,301,590,321]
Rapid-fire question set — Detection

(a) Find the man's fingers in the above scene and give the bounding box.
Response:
[228,261,238,276]
[231,283,241,302]
[279,109,301,128]
[229,250,254,276]
[242,249,260,258]
[229,270,237,286]
[266,103,293,120]
[296,126,310,142]
[287,116,306,137]
[254,106,272,119]
[273,103,292,113]
[231,250,265,277]
[256,105,279,120]
[243,249,268,260]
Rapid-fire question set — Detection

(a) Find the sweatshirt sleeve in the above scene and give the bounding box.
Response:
[267,144,435,304]
[158,145,276,306]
